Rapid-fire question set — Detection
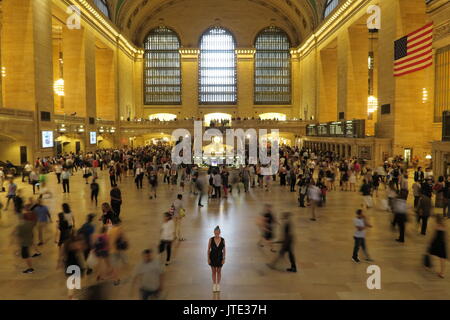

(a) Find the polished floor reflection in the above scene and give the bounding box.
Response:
[0,170,448,300]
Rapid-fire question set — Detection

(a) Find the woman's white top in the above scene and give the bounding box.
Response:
[161,220,175,241]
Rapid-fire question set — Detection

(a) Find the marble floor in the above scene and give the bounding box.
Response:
[0,170,448,300]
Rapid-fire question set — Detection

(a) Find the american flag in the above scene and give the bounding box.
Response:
[394,22,433,77]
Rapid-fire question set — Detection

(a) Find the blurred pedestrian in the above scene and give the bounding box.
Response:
[267,212,297,273]
[131,249,163,300]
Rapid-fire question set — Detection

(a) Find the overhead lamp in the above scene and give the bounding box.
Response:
[422,88,429,104]
[54,78,65,96]
[367,95,378,114]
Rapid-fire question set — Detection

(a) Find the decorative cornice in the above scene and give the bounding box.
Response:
[434,20,450,42]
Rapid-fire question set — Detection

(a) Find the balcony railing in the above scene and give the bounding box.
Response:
[0,108,34,120]
[53,114,86,124]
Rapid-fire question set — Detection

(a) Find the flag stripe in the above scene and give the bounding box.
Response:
[407,42,433,57]
[394,55,432,72]
[394,62,433,77]
[407,36,433,49]
[409,28,433,43]
[394,49,432,66]
[408,22,434,37]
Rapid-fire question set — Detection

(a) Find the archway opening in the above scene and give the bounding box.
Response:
[148,113,177,121]
[204,113,232,126]
[259,113,287,121]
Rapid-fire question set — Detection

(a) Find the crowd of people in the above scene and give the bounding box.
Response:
[0,142,448,299]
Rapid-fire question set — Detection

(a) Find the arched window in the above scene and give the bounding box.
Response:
[93,0,110,18]
[144,27,181,105]
[323,0,339,18]
[254,27,291,105]
[199,27,237,105]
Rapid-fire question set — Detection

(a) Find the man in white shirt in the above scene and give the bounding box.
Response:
[22,162,32,183]
[352,209,373,263]
[61,168,71,193]
[159,213,175,266]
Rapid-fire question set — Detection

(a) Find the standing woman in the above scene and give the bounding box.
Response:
[207,226,226,293]
[427,215,447,278]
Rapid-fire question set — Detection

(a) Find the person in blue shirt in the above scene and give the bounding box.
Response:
[31,198,52,246]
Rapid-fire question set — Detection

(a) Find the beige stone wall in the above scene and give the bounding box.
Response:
[117,49,135,120]
[95,47,116,121]
[2,0,36,111]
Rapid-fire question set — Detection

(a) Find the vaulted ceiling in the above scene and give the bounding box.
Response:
[104,0,329,47]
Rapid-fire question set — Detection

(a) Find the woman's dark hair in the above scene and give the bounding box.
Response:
[439,176,444,183]
[214,225,220,232]
[62,203,71,213]
[102,203,111,212]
